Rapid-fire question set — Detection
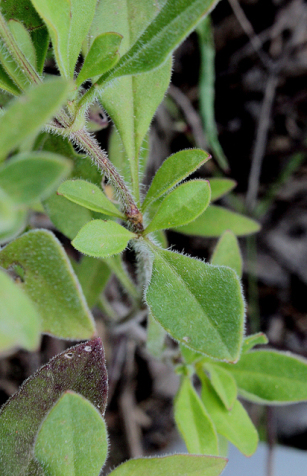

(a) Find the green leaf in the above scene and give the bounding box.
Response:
[177,205,261,237]
[0,208,27,245]
[0,187,19,234]
[8,19,37,69]
[0,229,95,339]
[147,312,166,359]
[0,152,72,205]
[57,179,124,218]
[180,344,204,365]
[109,454,226,476]
[145,244,245,362]
[209,178,236,202]
[0,78,71,162]
[30,0,97,78]
[199,371,258,456]
[145,180,211,234]
[44,194,92,241]
[77,32,122,86]
[73,256,111,308]
[204,363,237,410]
[105,254,139,300]
[242,333,268,354]
[91,1,171,201]
[143,149,210,211]
[0,268,41,353]
[175,377,218,455]
[35,391,108,476]
[223,350,307,404]
[97,0,221,83]
[0,65,20,95]
[0,338,108,475]
[211,231,242,278]
[72,220,135,258]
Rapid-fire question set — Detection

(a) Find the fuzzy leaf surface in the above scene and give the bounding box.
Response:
[175,377,218,455]
[145,180,211,234]
[211,231,242,278]
[143,149,210,210]
[8,19,37,69]
[199,372,258,456]
[57,180,124,218]
[72,220,135,258]
[204,363,237,410]
[77,32,122,86]
[0,338,107,475]
[0,229,95,339]
[209,179,236,202]
[0,269,41,353]
[242,333,268,354]
[30,0,97,78]
[223,350,307,404]
[109,454,226,476]
[0,78,70,162]
[0,152,72,205]
[145,245,245,362]
[92,0,171,200]
[177,205,260,237]
[35,391,108,476]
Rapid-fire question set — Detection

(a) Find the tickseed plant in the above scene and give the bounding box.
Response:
[0,1,307,475]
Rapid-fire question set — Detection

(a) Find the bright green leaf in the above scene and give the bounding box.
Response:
[73,256,111,308]
[204,363,237,410]
[0,268,41,353]
[177,205,261,237]
[145,180,211,234]
[30,0,97,78]
[209,178,236,202]
[0,229,95,339]
[35,391,108,476]
[145,244,245,362]
[211,231,243,278]
[147,312,166,359]
[109,454,226,476]
[199,371,258,456]
[242,333,268,354]
[8,19,37,69]
[0,338,108,475]
[77,32,122,86]
[57,180,124,218]
[223,350,307,404]
[143,149,210,211]
[175,377,218,455]
[72,220,135,258]
[0,78,71,162]
[0,152,72,205]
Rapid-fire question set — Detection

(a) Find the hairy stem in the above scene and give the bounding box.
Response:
[72,129,143,232]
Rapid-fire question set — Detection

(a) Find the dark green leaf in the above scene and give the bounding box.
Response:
[35,391,108,476]
[177,205,260,237]
[0,338,108,475]
[211,231,242,278]
[72,220,135,258]
[73,256,111,308]
[0,229,95,339]
[145,244,245,362]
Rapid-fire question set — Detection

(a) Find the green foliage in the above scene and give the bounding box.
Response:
[35,391,108,476]
[0,230,95,339]
[241,332,268,354]
[204,364,237,410]
[73,256,111,308]
[147,313,166,359]
[0,338,108,475]
[0,269,41,353]
[209,178,236,201]
[211,231,243,278]
[72,220,136,258]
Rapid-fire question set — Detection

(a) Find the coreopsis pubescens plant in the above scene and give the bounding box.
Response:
[0,1,307,475]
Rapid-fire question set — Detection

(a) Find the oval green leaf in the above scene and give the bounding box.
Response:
[0,229,95,339]
[0,338,108,475]
[145,244,245,362]
[177,205,261,237]
[175,377,218,455]
[145,180,211,234]
[211,231,243,278]
[72,220,135,258]
[204,363,237,410]
[0,268,41,353]
[57,179,124,218]
[35,391,108,476]
[209,179,236,202]
[143,149,210,210]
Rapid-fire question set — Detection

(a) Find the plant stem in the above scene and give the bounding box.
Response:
[72,129,143,232]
